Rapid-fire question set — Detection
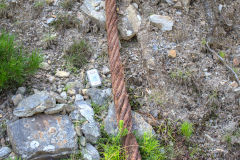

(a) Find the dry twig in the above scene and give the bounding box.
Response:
[206,42,240,84]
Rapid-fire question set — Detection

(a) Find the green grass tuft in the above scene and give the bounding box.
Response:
[65,40,91,69]
[0,31,42,90]
[61,0,75,10]
[180,121,193,140]
[0,0,8,18]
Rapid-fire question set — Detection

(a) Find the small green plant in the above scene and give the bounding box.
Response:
[0,31,42,90]
[170,69,191,80]
[201,38,207,45]
[34,0,45,9]
[51,13,80,30]
[42,32,57,48]
[224,134,232,144]
[0,0,8,18]
[61,0,75,10]
[137,133,166,160]
[91,102,107,122]
[101,120,128,160]
[219,51,226,59]
[180,121,193,140]
[65,40,91,69]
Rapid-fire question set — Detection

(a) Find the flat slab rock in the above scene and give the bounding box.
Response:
[7,114,77,160]
[13,91,56,117]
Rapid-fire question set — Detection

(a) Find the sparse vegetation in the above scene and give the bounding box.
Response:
[0,31,42,90]
[91,102,107,122]
[61,0,75,10]
[180,121,193,140]
[42,32,57,48]
[51,13,80,30]
[65,40,91,69]
[137,133,166,160]
[0,0,8,18]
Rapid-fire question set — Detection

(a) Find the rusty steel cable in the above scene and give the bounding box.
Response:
[105,0,141,159]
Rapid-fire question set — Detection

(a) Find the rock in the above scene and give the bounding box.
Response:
[60,92,67,100]
[75,94,84,102]
[81,143,100,160]
[7,114,77,160]
[86,88,111,106]
[48,76,56,83]
[80,136,86,147]
[86,69,102,87]
[104,103,118,136]
[13,91,56,117]
[230,81,238,88]
[80,0,106,26]
[46,17,55,24]
[118,4,142,40]
[132,111,156,136]
[50,91,67,104]
[174,1,182,9]
[74,101,95,123]
[55,71,70,78]
[181,0,190,11]
[0,147,11,159]
[168,50,177,58]
[44,104,67,114]
[81,122,100,144]
[66,81,83,92]
[104,104,155,136]
[16,87,26,95]
[67,89,76,96]
[70,109,86,122]
[165,0,174,5]
[40,62,51,70]
[102,66,110,75]
[75,125,82,137]
[65,104,75,113]
[233,57,240,66]
[149,14,174,31]
[11,94,23,106]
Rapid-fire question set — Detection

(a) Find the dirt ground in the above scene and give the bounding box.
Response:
[0,0,239,159]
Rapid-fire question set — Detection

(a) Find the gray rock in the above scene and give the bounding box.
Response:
[132,111,155,136]
[13,92,56,117]
[50,91,67,104]
[104,103,118,136]
[71,101,95,123]
[0,147,11,159]
[44,104,67,114]
[80,136,86,147]
[75,94,84,102]
[65,104,75,113]
[11,94,23,106]
[81,122,100,144]
[75,125,82,137]
[66,81,83,93]
[81,143,100,160]
[80,0,106,27]
[86,88,111,106]
[149,14,174,31]
[16,87,26,95]
[102,66,110,75]
[104,104,155,136]
[48,76,56,83]
[7,114,77,160]
[60,92,67,100]
[118,4,141,40]
[69,109,86,122]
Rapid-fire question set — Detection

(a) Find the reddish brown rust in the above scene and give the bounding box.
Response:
[105,0,141,159]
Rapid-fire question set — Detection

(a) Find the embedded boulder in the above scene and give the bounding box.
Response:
[7,114,77,160]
